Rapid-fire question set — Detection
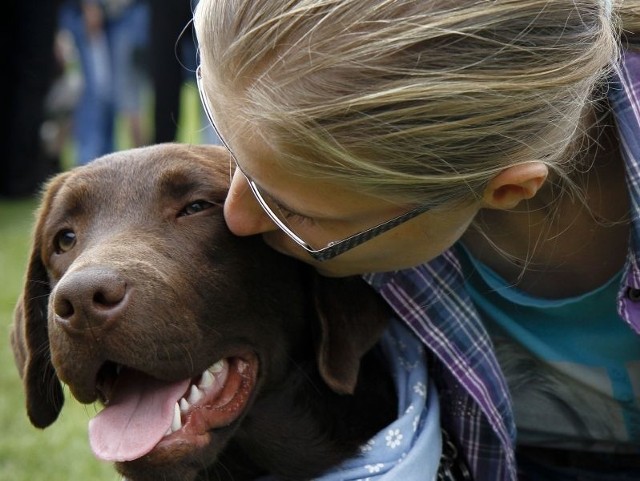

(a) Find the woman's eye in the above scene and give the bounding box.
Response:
[179,200,216,217]
[281,209,314,225]
[275,204,315,226]
[54,229,77,253]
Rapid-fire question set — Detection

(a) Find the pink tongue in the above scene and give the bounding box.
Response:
[88,369,191,462]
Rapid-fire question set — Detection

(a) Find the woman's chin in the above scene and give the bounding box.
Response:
[261,236,353,276]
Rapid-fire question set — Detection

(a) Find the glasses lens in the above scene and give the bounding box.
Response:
[246,179,335,251]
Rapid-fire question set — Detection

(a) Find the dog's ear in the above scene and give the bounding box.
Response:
[10,173,69,428]
[313,275,390,395]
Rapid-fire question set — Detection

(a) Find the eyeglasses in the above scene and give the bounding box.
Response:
[196,65,430,261]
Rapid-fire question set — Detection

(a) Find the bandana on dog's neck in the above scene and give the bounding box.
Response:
[119,320,441,481]
[314,318,442,481]
[258,318,442,481]
[256,318,442,481]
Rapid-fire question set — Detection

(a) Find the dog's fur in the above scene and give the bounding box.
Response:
[10,143,397,481]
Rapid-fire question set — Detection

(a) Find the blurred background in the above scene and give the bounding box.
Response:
[1,0,220,479]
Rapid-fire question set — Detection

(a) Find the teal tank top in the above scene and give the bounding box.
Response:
[457,243,640,452]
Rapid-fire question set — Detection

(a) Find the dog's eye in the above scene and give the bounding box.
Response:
[54,229,77,253]
[179,200,215,217]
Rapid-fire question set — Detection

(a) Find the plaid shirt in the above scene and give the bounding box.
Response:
[364,50,640,481]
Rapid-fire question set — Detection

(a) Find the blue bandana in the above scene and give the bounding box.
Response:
[259,318,442,481]
[259,319,442,481]
[314,318,441,481]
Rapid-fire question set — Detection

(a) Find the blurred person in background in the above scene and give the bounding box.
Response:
[58,0,150,165]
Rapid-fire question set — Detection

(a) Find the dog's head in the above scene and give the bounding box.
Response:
[10,143,391,481]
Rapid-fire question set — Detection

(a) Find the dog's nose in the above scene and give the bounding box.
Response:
[53,267,128,334]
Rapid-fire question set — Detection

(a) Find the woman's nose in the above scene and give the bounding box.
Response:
[224,169,278,236]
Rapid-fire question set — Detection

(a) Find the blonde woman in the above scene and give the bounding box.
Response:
[194,0,640,479]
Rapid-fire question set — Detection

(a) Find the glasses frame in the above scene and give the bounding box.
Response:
[196,65,430,261]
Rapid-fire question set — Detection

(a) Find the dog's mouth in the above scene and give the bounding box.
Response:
[88,354,258,463]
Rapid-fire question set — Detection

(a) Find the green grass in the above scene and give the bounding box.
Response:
[0,84,205,481]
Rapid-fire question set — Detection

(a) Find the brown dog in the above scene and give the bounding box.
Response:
[10,143,397,481]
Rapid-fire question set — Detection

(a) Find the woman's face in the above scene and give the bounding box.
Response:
[221,128,482,277]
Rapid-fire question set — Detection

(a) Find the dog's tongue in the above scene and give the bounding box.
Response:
[88,369,190,462]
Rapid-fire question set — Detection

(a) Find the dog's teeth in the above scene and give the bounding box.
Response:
[237,360,248,374]
[209,360,225,373]
[187,384,205,404]
[199,369,215,389]
[171,402,182,432]
[179,398,190,414]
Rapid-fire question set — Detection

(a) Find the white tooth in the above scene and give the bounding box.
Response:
[209,360,225,373]
[179,398,190,414]
[171,402,181,432]
[187,384,205,404]
[199,370,215,389]
[237,360,248,374]
[164,428,171,436]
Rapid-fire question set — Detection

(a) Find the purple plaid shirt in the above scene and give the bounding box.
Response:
[364,50,640,481]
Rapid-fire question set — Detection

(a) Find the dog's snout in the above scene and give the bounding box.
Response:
[53,267,129,334]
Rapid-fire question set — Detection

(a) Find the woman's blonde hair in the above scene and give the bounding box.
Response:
[194,0,640,206]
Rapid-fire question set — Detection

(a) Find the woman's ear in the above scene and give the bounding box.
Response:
[482,162,548,210]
